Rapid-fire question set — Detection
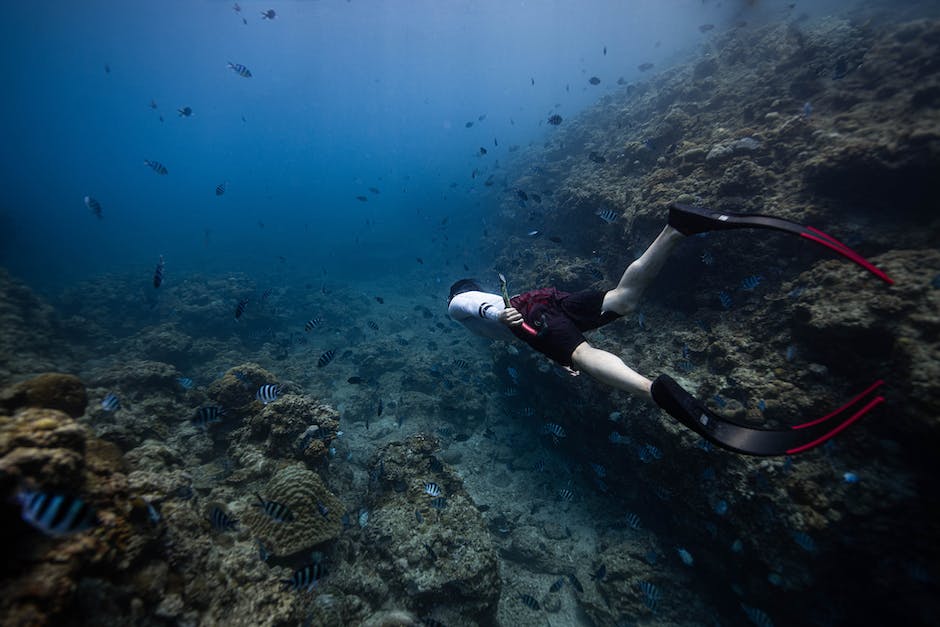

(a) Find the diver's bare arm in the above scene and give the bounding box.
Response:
[571,342,652,399]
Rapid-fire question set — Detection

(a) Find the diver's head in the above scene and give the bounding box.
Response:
[448,278,482,304]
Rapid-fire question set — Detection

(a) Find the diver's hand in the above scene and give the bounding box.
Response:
[498,307,524,327]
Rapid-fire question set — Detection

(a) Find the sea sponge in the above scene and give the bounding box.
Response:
[0,373,88,418]
[242,464,343,557]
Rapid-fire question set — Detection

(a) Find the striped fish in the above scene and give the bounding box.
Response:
[317,349,336,368]
[638,581,659,611]
[625,512,642,530]
[558,488,574,501]
[144,159,168,175]
[153,255,165,288]
[304,317,322,332]
[207,503,238,531]
[17,490,97,536]
[741,603,774,627]
[227,62,252,78]
[791,530,817,552]
[215,182,226,196]
[429,497,447,510]
[542,422,566,443]
[257,540,271,562]
[424,482,442,497]
[192,405,224,429]
[235,298,249,320]
[101,393,121,412]
[256,384,278,405]
[549,577,565,592]
[253,493,294,523]
[282,562,326,592]
[367,320,378,330]
[518,593,540,610]
[177,377,194,389]
[596,207,619,223]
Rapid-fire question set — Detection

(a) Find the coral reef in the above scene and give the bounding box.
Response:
[0,373,88,418]
[486,13,940,627]
[0,270,74,380]
[318,435,500,626]
[0,377,161,627]
[243,464,343,557]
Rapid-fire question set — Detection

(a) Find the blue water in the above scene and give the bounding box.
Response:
[1,0,819,290]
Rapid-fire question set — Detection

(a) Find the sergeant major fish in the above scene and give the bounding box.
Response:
[227,62,252,78]
[282,562,326,592]
[192,405,224,430]
[153,255,165,288]
[17,489,98,536]
[256,384,278,405]
[144,159,168,175]
[317,349,336,368]
[207,503,238,531]
[235,298,249,320]
[101,393,121,412]
[253,493,294,523]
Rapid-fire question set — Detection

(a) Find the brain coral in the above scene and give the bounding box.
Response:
[242,464,343,557]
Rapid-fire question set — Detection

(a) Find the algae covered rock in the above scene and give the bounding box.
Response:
[0,407,88,491]
[239,394,340,462]
[208,363,278,415]
[0,400,161,626]
[353,434,500,624]
[0,373,88,418]
[243,464,343,557]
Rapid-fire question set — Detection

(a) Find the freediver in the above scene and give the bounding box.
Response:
[448,203,891,456]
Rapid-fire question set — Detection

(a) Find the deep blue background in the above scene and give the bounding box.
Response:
[0,0,808,291]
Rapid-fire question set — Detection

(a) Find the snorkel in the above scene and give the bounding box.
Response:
[498,272,538,336]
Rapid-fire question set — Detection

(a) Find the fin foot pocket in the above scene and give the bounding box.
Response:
[651,374,883,457]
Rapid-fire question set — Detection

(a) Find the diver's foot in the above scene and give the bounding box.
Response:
[667,202,742,236]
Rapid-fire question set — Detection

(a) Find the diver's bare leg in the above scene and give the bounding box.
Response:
[601,225,685,315]
[571,342,652,399]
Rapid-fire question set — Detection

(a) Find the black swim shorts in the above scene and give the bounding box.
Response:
[509,288,622,366]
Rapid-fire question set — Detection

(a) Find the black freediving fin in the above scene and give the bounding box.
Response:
[650,374,884,457]
[668,203,894,285]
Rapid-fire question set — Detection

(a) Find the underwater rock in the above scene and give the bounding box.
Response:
[693,56,719,80]
[237,394,340,463]
[503,524,568,572]
[351,435,500,623]
[0,372,88,418]
[208,363,278,415]
[359,609,422,626]
[0,269,68,379]
[579,539,705,624]
[93,359,181,394]
[705,136,760,163]
[0,402,161,626]
[242,464,343,557]
[122,323,194,364]
[0,407,87,490]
